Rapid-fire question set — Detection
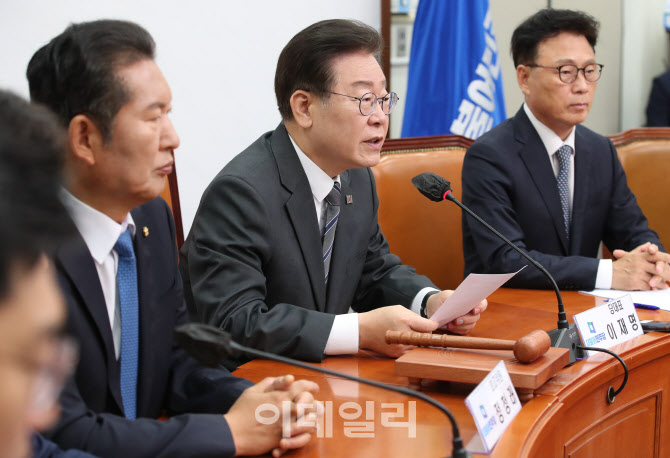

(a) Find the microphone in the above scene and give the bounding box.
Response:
[411,172,584,364]
[175,322,472,458]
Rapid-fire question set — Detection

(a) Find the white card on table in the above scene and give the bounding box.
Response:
[464,360,522,453]
[573,294,643,356]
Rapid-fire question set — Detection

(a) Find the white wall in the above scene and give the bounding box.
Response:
[0,0,380,233]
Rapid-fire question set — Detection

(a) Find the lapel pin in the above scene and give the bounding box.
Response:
[346,195,353,204]
[142,226,149,237]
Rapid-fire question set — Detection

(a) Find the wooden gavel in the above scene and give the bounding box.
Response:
[385,329,551,364]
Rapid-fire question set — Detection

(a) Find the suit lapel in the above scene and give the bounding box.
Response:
[272,124,327,311]
[325,170,353,311]
[570,126,591,255]
[515,109,570,253]
[56,232,124,411]
[130,206,155,413]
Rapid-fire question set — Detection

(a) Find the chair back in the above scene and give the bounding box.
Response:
[610,127,670,250]
[374,135,474,290]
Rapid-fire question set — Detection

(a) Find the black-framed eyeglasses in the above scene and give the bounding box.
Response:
[527,63,604,83]
[328,91,399,116]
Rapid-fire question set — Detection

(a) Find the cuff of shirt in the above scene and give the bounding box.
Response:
[411,287,441,315]
[324,313,359,355]
[596,258,613,290]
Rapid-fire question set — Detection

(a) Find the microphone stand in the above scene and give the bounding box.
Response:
[444,191,584,364]
[175,323,471,458]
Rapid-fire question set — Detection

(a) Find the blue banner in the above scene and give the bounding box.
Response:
[401,0,506,139]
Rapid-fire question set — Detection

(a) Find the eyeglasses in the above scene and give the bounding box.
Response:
[328,91,399,116]
[27,337,78,417]
[527,63,604,83]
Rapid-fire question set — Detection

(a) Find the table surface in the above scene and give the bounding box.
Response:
[233,289,670,458]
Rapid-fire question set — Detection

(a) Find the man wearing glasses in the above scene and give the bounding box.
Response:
[181,19,487,365]
[0,90,93,458]
[462,8,670,291]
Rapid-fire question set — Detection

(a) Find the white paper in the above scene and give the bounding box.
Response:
[430,267,524,328]
[580,288,670,311]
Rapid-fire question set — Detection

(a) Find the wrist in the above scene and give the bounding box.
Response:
[421,291,439,318]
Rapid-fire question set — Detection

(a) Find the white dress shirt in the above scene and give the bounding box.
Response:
[523,104,612,289]
[289,136,437,355]
[61,189,136,359]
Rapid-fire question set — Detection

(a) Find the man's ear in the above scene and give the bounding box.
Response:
[68,114,104,166]
[517,65,531,96]
[289,90,316,129]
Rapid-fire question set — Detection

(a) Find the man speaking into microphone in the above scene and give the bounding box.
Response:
[181,19,487,365]
[462,8,670,291]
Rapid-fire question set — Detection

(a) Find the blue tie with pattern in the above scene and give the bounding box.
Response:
[322,183,341,283]
[556,145,572,240]
[114,228,138,420]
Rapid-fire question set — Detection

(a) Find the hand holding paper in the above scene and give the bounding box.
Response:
[430,268,524,328]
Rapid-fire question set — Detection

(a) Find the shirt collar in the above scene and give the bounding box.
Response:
[523,103,576,156]
[60,189,136,264]
[289,135,341,202]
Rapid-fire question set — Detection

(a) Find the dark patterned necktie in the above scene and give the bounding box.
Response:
[556,145,572,239]
[322,183,341,283]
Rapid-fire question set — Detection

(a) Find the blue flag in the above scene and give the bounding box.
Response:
[401,0,506,139]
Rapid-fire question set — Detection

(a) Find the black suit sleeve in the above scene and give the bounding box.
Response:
[462,140,601,289]
[182,175,335,362]
[52,379,237,458]
[646,73,670,127]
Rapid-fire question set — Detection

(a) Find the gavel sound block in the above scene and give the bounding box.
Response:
[386,330,570,398]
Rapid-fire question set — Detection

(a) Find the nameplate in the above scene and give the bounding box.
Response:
[464,360,521,453]
[573,294,643,356]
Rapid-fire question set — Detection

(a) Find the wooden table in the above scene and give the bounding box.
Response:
[233,289,670,457]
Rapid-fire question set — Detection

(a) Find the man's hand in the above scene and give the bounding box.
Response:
[425,290,487,334]
[224,375,321,457]
[358,305,439,357]
[612,242,670,290]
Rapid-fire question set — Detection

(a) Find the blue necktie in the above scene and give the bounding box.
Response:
[556,145,572,240]
[114,228,139,420]
[322,183,341,283]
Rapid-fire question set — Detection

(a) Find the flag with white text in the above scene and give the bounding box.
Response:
[401,0,506,139]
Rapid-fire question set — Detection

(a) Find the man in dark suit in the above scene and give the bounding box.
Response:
[462,8,670,291]
[0,90,94,458]
[646,67,670,127]
[180,19,487,365]
[28,20,319,457]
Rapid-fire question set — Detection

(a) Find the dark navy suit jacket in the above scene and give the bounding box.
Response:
[48,198,252,457]
[646,70,670,127]
[462,107,663,290]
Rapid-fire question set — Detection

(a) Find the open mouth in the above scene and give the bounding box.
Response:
[364,136,384,146]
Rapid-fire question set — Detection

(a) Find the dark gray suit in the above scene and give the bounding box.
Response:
[180,123,436,363]
[462,107,663,290]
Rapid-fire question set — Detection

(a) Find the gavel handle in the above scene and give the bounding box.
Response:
[385,330,515,351]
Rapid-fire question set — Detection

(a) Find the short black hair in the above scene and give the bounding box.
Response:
[275,19,384,120]
[511,9,600,67]
[0,90,70,298]
[26,19,155,142]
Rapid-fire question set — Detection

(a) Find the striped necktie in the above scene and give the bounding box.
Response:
[322,183,341,283]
